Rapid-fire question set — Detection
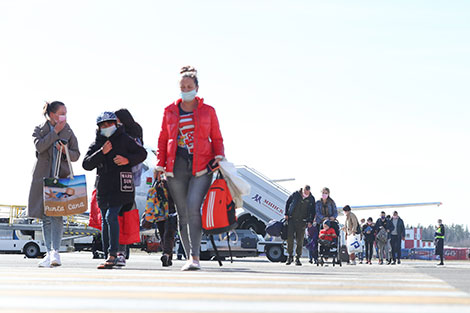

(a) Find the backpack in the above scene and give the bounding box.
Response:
[265,219,285,237]
[376,227,388,243]
[143,181,169,223]
[202,173,237,234]
[202,172,238,267]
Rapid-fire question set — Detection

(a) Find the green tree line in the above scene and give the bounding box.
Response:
[407,224,470,247]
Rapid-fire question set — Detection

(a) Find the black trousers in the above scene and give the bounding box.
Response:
[390,235,402,261]
[156,215,178,257]
[365,240,374,261]
[287,219,306,258]
[435,238,444,263]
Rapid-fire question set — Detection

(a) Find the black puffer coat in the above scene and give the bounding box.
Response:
[82,126,147,208]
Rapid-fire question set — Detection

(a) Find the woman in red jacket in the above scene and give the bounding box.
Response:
[156,66,224,271]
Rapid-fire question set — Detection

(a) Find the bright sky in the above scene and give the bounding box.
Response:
[1,1,468,227]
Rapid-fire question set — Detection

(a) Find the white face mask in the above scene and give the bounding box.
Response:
[181,89,197,102]
[100,125,117,138]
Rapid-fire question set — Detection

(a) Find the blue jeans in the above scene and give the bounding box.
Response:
[100,205,122,257]
[42,216,63,252]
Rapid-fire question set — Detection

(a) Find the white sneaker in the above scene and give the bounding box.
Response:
[38,253,51,268]
[350,260,356,265]
[50,250,61,267]
[181,260,201,271]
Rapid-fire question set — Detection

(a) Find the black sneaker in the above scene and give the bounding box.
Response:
[286,256,293,265]
[397,259,401,264]
[295,258,302,266]
[161,254,170,267]
[386,260,391,265]
[391,261,396,265]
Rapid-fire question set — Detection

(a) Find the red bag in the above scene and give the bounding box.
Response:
[118,209,141,245]
[89,189,102,230]
[202,173,238,234]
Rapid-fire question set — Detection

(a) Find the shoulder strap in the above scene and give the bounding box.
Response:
[54,144,74,179]
[64,144,74,178]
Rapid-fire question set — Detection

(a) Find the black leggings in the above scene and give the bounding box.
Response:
[365,240,374,261]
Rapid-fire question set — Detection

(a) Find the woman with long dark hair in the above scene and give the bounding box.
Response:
[113,108,145,266]
[115,109,143,144]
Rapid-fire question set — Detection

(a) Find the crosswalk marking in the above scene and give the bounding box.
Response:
[0,255,469,313]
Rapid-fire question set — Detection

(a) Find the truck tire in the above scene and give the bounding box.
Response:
[266,244,287,263]
[256,221,266,237]
[24,242,40,258]
[242,217,265,235]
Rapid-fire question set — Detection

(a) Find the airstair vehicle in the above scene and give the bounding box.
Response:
[234,166,290,262]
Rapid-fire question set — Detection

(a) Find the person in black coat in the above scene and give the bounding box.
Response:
[390,211,405,264]
[362,217,376,265]
[83,111,147,268]
[284,185,316,266]
[155,180,178,267]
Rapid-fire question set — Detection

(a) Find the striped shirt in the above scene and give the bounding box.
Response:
[177,106,195,154]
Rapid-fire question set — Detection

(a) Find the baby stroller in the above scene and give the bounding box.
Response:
[317,220,342,267]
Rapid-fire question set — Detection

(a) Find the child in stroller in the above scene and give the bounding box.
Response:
[318,220,340,266]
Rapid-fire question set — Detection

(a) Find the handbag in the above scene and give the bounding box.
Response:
[119,209,141,245]
[346,234,362,254]
[265,219,286,237]
[143,181,169,223]
[88,189,102,230]
[43,144,88,216]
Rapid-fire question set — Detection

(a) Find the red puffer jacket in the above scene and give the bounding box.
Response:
[156,97,224,177]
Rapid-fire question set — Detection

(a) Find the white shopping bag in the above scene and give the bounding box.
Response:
[346,234,362,254]
[219,161,251,208]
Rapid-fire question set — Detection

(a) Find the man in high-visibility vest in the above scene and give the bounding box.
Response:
[435,219,445,266]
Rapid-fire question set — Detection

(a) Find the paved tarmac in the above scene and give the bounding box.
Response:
[0,251,469,312]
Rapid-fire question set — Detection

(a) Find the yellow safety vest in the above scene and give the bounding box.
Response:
[435,225,444,240]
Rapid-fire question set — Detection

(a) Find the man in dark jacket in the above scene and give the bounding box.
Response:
[390,211,405,265]
[83,111,147,268]
[284,185,315,266]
